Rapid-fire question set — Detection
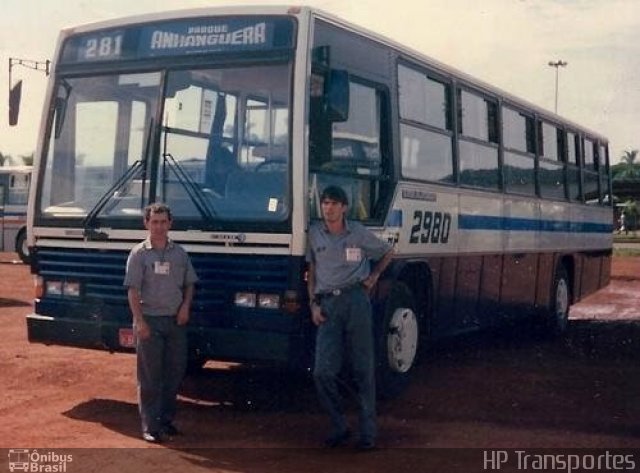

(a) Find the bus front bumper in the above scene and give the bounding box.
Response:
[26,313,309,367]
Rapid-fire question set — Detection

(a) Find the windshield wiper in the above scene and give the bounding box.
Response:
[83,160,144,239]
[162,152,217,222]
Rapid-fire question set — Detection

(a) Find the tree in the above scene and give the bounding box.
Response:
[622,198,639,234]
[613,149,640,180]
[21,153,34,166]
[0,151,14,166]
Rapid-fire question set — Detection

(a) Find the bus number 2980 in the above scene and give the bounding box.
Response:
[409,210,452,244]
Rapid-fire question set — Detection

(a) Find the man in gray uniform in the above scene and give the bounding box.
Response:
[124,203,198,443]
[307,186,394,450]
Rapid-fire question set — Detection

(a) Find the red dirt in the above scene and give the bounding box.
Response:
[1,253,639,472]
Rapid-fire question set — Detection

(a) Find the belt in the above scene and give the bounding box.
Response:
[316,282,363,301]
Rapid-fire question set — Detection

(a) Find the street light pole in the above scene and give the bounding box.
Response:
[548,60,568,114]
[8,57,50,126]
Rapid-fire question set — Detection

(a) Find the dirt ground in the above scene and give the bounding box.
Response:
[1,252,640,472]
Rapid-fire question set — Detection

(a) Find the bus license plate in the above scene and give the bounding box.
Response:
[119,328,135,348]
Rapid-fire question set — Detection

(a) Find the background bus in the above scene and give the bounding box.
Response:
[23,6,611,397]
[0,166,31,263]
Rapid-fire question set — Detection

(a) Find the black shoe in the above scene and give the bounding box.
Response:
[355,438,376,451]
[142,431,163,443]
[324,429,351,448]
[162,423,181,436]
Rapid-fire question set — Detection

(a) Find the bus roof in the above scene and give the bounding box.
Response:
[57,5,606,143]
[60,5,300,35]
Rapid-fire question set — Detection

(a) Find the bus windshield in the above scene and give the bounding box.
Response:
[38,63,291,227]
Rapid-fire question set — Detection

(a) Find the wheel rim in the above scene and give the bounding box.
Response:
[555,278,569,327]
[21,238,29,258]
[386,307,419,373]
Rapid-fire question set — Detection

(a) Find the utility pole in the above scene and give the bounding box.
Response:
[8,57,50,125]
[548,60,568,114]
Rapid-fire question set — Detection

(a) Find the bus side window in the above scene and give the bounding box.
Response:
[8,173,29,205]
[457,88,500,190]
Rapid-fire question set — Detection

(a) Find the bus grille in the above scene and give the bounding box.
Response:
[35,247,293,313]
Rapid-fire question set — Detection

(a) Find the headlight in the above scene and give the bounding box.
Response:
[44,280,81,297]
[234,292,256,308]
[63,281,81,297]
[258,294,280,310]
[45,280,63,296]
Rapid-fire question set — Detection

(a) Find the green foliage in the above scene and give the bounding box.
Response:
[613,247,640,257]
[622,198,638,217]
[619,198,639,234]
[0,151,14,166]
[0,151,33,166]
[612,149,640,180]
[20,154,34,166]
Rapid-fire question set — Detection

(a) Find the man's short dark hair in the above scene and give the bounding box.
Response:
[320,185,349,206]
[144,202,172,221]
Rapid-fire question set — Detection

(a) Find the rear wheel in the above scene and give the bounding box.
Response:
[545,264,571,336]
[375,282,420,399]
[15,229,30,264]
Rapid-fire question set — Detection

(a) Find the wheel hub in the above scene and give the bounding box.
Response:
[386,307,418,373]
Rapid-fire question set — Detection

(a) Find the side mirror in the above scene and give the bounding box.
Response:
[54,96,68,139]
[54,80,73,139]
[9,80,23,126]
[327,70,349,122]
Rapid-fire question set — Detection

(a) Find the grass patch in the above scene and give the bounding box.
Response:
[613,248,640,257]
[613,234,640,243]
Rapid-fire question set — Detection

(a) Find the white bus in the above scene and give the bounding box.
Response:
[0,166,31,263]
[22,6,612,396]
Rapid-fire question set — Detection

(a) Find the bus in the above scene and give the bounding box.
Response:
[0,166,31,263]
[7,449,30,472]
[23,6,612,397]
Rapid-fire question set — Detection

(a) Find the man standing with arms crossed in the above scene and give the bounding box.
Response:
[124,203,198,443]
[307,186,394,450]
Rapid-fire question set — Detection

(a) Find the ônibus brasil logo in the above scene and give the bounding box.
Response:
[7,449,73,472]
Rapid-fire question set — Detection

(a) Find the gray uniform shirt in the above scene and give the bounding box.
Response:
[306,220,391,294]
[124,238,198,316]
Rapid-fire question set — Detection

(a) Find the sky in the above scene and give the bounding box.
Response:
[1,0,638,164]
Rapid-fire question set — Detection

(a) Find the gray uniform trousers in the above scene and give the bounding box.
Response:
[313,286,377,442]
[136,315,187,434]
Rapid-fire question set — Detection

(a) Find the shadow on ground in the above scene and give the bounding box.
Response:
[0,297,30,308]
[63,318,640,470]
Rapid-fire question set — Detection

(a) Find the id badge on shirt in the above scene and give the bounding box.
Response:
[154,261,170,275]
[345,247,363,263]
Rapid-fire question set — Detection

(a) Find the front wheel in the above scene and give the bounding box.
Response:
[375,282,420,399]
[15,229,30,264]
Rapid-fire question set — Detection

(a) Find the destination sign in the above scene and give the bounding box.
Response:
[60,16,295,64]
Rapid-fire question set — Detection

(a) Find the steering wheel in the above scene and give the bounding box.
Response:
[255,158,287,172]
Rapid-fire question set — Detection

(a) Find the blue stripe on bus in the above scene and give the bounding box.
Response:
[458,214,613,234]
[386,209,403,227]
[1,211,27,217]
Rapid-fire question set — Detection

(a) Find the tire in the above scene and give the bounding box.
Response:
[15,229,30,264]
[545,264,571,337]
[375,282,420,399]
